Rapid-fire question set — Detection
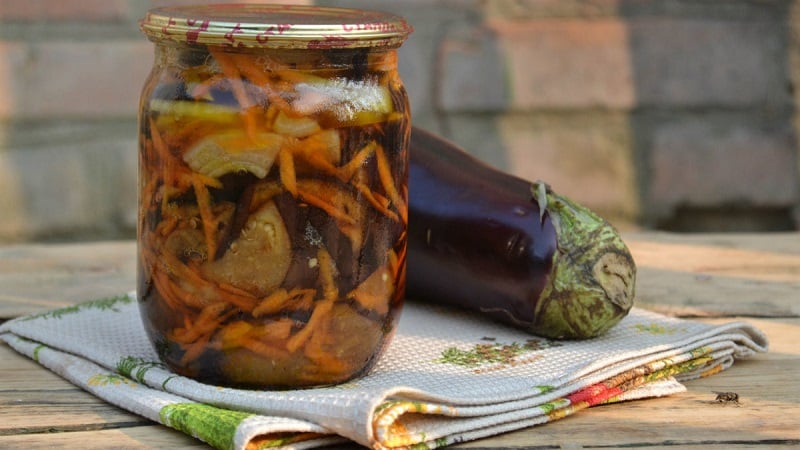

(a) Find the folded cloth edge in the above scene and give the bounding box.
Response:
[0,293,770,450]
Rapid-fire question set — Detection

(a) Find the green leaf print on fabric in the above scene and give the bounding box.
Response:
[88,373,137,387]
[116,356,164,383]
[633,323,686,335]
[160,403,253,450]
[437,339,561,367]
[539,398,568,415]
[20,294,132,322]
[33,344,46,362]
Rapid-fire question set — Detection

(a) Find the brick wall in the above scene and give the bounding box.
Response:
[1,0,798,242]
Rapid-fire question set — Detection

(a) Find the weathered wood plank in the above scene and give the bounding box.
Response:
[2,233,798,320]
[625,233,800,317]
[0,241,136,318]
[0,346,149,434]
[0,425,209,449]
[626,231,800,256]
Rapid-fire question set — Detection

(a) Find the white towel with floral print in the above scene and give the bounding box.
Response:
[0,293,767,449]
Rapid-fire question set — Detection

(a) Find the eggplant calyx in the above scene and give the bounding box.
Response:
[533,181,549,224]
[530,184,636,339]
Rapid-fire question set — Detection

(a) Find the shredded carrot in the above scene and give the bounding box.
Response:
[191,175,218,260]
[168,120,215,156]
[265,103,280,128]
[189,74,225,99]
[249,318,294,342]
[209,48,261,139]
[148,119,180,211]
[160,252,259,312]
[240,336,291,360]
[230,54,294,113]
[179,332,212,367]
[242,105,262,141]
[252,288,289,318]
[295,180,357,225]
[249,180,284,212]
[290,130,341,169]
[169,276,215,310]
[295,190,353,225]
[286,297,334,353]
[278,149,297,196]
[252,288,314,318]
[218,320,254,350]
[340,222,364,254]
[209,48,254,111]
[143,247,193,312]
[303,345,349,376]
[148,118,172,162]
[337,141,376,182]
[375,144,407,223]
[155,214,179,237]
[171,302,229,344]
[353,181,399,222]
[151,270,184,312]
[218,281,257,299]
[285,248,338,353]
[296,152,340,177]
[181,171,222,190]
[348,266,392,316]
[316,248,338,302]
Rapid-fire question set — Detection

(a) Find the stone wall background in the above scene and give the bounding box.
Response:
[1,0,799,242]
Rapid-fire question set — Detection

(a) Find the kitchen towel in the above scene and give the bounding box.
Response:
[0,292,767,449]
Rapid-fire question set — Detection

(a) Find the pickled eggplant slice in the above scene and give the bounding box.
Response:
[149,98,240,123]
[200,200,291,296]
[302,304,385,380]
[183,131,285,179]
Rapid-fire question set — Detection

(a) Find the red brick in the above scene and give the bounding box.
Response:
[0,40,152,119]
[0,43,24,119]
[627,19,790,108]
[440,19,636,112]
[440,17,790,112]
[0,123,139,240]
[0,0,129,22]
[500,113,639,222]
[647,116,800,221]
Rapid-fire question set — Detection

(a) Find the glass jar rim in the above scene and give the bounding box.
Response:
[140,3,413,49]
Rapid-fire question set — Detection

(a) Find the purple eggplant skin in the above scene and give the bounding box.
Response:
[407,127,636,339]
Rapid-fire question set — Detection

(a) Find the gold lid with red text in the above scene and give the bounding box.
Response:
[140,3,412,49]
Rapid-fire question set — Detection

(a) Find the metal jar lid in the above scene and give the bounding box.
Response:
[140,3,413,49]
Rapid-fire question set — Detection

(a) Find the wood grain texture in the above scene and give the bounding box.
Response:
[1,232,798,449]
[0,241,135,318]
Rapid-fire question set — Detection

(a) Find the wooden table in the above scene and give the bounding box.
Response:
[1,232,799,449]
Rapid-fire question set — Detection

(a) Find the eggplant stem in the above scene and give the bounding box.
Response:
[532,188,636,339]
[532,182,549,224]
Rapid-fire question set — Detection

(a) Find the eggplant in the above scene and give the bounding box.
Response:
[407,127,635,339]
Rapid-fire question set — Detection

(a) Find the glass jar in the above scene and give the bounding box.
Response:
[137,4,412,389]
